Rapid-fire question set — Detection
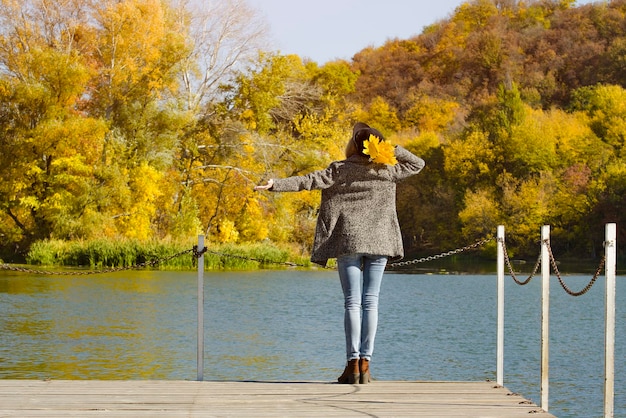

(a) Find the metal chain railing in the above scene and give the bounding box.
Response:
[545,239,605,297]
[0,234,607,289]
[1,237,494,274]
[498,237,541,285]
[0,247,201,275]
[497,237,606,296]
[202,249,307,268]
[0,245,308,275]
[388,237,494,268]
[193,239,498,270]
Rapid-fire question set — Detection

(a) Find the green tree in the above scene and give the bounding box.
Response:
[570,84,626,157]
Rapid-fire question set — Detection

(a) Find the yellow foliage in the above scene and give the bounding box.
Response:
[459,188,500,239]
[404,96,459,132]
[115,163,165,240]
[453,0,499,33]
[237,198,269,242]
[129,163,164,202]
[51,156,92,177]
[402,131,441,156]
[97,0,186,100]
[498,172,557,245]
[444,130,495,185]
[352,97,401,136]
[217,219,239,243]
[19,196,40,210]
[508,106,558,172]
[241,109,257,130]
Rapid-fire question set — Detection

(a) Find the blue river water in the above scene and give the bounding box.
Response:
[0,269,623,417]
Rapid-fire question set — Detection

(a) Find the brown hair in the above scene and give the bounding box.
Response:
[351,123,385,156]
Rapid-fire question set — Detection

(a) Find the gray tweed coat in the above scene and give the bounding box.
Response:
[270,146,425,266]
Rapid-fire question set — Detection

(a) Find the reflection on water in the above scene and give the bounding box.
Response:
[0,270,196,380]
[0,269,623,418]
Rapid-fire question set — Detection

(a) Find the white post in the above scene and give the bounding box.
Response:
[197,235,205,381]
[604,223,616,418]
[496,225,505,387]
[541,225,550,412]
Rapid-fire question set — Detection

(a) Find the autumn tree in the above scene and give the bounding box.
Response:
[206,53,350,249]
[0,0,240,255]
[0,0,108,253]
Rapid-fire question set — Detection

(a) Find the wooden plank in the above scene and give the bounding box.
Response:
[0,380,555,417]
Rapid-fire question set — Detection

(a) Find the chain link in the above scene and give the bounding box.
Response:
[498,237,541,285]
[388,237,494,268]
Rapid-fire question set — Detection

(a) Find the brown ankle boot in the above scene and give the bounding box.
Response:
[337,359,359,384]
[359,358,371,384]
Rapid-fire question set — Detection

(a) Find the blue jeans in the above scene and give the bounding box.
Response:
[337,254,388,362]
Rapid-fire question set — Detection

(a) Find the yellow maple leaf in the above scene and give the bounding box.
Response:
[363,134,397,165]
[363,134,381,160]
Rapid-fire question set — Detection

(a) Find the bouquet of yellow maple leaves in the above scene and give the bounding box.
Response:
[363,134,397,166]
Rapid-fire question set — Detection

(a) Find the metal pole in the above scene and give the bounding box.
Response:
[540,225,550,412]
[496,225,505,387]
[197,235,205,381]
[604,223,616,418]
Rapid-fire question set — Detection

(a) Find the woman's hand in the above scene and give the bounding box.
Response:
[254,179,274,191]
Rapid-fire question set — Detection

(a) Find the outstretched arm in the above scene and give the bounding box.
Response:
[254,179,274,191]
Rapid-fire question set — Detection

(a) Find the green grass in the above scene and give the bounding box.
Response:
[26,239,311,271]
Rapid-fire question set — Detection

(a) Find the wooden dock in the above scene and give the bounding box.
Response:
[0,379,555,417]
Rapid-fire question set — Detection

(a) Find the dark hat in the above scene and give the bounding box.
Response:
[352,122,384,155]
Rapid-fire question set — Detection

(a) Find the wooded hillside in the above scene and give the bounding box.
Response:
[1,0,625,262]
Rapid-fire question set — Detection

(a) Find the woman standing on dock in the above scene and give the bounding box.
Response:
[254,122,425,384]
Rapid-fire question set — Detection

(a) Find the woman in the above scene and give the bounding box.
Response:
[254,122,425,384]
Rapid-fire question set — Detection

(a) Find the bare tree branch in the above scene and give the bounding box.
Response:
[173,0,269,112]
